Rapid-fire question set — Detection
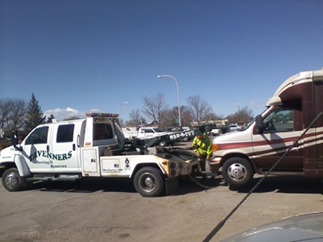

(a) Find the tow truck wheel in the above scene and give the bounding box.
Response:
[222,157,254,189]
[2,168,26,191]
[133,167,164,197]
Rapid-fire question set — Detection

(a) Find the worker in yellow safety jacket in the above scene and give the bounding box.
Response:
[192,129,212,173]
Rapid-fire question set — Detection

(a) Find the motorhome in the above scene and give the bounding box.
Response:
[210,70,323,188]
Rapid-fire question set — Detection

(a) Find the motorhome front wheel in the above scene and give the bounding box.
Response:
[222,157,254,188]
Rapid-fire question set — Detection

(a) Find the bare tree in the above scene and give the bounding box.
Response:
[226,106,253,124]
[0,99,12,130]
[180,106,194,127]
[126,109,145,126]
[8,99,27,131]
[142,93,168,126]
[159,109,174,127]
[162,105,193,127]
[187,95,212,125]
[0,98,27,137]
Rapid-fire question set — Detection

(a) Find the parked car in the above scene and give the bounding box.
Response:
[219,212,323,242]
[210,128,222,136]
[210,126,230,136]
[228,124,241,132]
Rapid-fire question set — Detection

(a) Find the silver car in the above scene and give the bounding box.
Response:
[219,212,323,242]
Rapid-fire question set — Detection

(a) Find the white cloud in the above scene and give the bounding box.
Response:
[44,107,86,121]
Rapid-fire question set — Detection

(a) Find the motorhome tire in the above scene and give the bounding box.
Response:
[222,157,254,188]
[133,167,164,197]
[2,168,26,191]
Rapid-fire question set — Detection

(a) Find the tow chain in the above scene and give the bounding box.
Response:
[188,174,214,190]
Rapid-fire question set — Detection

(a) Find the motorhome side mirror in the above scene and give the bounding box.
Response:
[255,115,264,134]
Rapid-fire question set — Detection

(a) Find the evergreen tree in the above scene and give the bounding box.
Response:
[24,93,45,133]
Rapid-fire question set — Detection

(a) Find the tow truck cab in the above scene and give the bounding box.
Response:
[211,70,323,188]
[0,113,122,176]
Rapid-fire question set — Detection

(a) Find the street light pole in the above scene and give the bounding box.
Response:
[156,74,181,127]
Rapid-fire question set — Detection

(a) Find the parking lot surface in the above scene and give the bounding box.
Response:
[0,173,322,242]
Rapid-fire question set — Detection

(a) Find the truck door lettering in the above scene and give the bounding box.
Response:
[29,150,72,162]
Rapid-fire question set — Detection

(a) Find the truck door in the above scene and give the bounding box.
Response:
[252,107,303,171]
[21,125,52,172]
[50,122,82,173]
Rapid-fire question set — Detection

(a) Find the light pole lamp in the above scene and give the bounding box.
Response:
[156,74,181,127]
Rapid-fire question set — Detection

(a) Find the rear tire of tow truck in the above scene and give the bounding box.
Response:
[133,167,164,197]
[222,157,254,189]
[2,168,27,191]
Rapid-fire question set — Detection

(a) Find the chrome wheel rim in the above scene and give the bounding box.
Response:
[138,172,156,193]
[5,172,19,189]
[227,163,247,182]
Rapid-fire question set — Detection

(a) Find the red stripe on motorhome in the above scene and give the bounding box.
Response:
[216,130,320,153]
[217,137,297,150]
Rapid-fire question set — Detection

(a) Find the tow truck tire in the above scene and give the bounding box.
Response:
[133,167,164,197]
[2,168,26,191]
[222,157,254,189]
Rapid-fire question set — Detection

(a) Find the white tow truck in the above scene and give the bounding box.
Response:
[0,113,197,197]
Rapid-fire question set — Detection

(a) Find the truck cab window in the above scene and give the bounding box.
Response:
[93,123,113,140]
[263,109,295,133]
[25,126,49,144]
[57,124,74,143]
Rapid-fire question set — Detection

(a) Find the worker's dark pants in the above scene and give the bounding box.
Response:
[198,155,211,173]
[199,155,207,172]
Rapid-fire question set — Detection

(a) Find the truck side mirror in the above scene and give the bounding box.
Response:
[11,131,22,151]
[255,115,264,134]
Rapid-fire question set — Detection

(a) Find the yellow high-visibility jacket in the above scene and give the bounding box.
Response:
[192,134,212,159]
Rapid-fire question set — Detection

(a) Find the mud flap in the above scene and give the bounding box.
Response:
[165,177,179,195]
